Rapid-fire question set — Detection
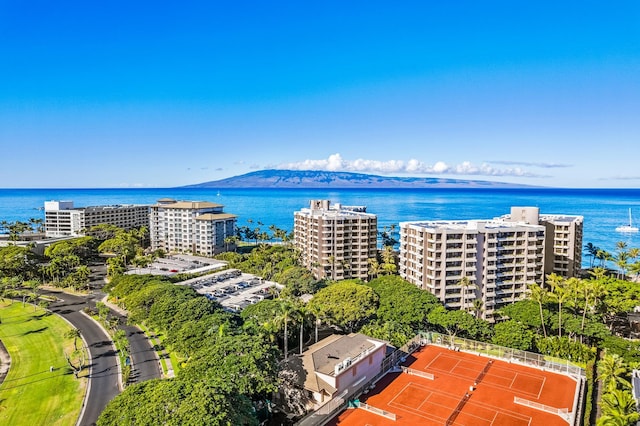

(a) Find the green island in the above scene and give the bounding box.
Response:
[0,301,86,426]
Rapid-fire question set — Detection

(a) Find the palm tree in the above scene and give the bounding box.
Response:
[28,217,44,233]
[597,388,640,426]
[457,276,472,312]
[472,298,484,319]
[367,258,381,280]
[327,255,336,280]
[598,353,630,393]
[584,242,599,268]
[274,299,301,360]
[615,252,630,280]
[628,261,640,281]
[547,274,569,338]
[528,283,548,338]
[380,246,397,275]
[297,304,311,355]
[307,302,324,344]
[596,249,614,268]
[581,280,594,334]
[565,277,581,315]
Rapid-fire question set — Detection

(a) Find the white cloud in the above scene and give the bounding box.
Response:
[276,154,545,178]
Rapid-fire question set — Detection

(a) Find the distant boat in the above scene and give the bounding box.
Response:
[616,208,639,233]
[217,191,221,197]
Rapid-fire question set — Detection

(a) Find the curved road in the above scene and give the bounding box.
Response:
[45,290,161,425]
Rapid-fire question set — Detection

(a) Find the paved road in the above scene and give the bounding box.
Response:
[45,290,161,425]
[93,292,162,384]
[46,290,120,426]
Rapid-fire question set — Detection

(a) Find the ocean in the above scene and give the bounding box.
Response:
[2,187,640,267]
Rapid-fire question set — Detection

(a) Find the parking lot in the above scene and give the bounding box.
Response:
[127,254,227,276]
[177,268,284,313]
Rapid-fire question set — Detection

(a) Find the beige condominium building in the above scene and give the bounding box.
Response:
[501,207,584,279]
[44,200,150,238]
[149,199,237,256]
[399,206,583,320]
[294,200,378,281]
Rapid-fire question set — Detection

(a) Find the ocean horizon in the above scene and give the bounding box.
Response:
[2,187,640,268]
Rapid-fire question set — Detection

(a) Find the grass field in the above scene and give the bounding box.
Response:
[0,300,86,426]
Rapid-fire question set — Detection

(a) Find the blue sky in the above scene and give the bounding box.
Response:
[1,1,639,188]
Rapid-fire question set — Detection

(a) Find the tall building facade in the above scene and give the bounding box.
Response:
[294,200,378,281]
[502,207,584,279]
[44,201,150,238]
[149,199,237,256]
[399,206,583,320]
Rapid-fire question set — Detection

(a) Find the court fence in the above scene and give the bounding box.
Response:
[514,397,571,423]
[357,402,397,421]
[419,331,585,380]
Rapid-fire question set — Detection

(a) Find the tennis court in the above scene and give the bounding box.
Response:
[331,345,578,425]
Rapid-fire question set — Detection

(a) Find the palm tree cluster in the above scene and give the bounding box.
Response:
[585,241,640,280]
[596,353,640,426]
[527,271,608,343]
[0,218,44,241]
[235,220,292,247]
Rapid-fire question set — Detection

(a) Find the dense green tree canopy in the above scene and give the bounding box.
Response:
[0,245,39,279]
[366,275,439,330]
[427,306,491,340]
[360,320,415,348]
[180,332,279,396]
[307,280,379,333]
[97,378,258,426]
[492,320,534,351]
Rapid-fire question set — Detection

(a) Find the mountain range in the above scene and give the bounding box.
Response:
[182,170,532,189]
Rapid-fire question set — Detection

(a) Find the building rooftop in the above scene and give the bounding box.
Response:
[539,214,584,223]
[153,200,224,209]
[308,334,385,376]
[401,219,544,232]
[195,213,238,221]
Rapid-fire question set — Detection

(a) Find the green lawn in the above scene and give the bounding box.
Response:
[0,301,86,426]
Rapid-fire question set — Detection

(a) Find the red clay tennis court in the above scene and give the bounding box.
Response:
[331,345,579,426]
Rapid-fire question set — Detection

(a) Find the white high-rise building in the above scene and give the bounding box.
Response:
[149,199,237,256]
[399,206,583,320]
[44,201,150,238]
[294,200,378,280]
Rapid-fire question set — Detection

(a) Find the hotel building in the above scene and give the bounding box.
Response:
[294,200,378,281]
[399,206,583,320]
[44,201,150,238]
[149,199,237,256]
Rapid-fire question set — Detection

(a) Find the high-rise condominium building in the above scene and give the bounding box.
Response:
[501,207,584,279]
[294,200,378,280]
[44,201,150,238]
[399,206,583,320]
[149,199,237,256]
